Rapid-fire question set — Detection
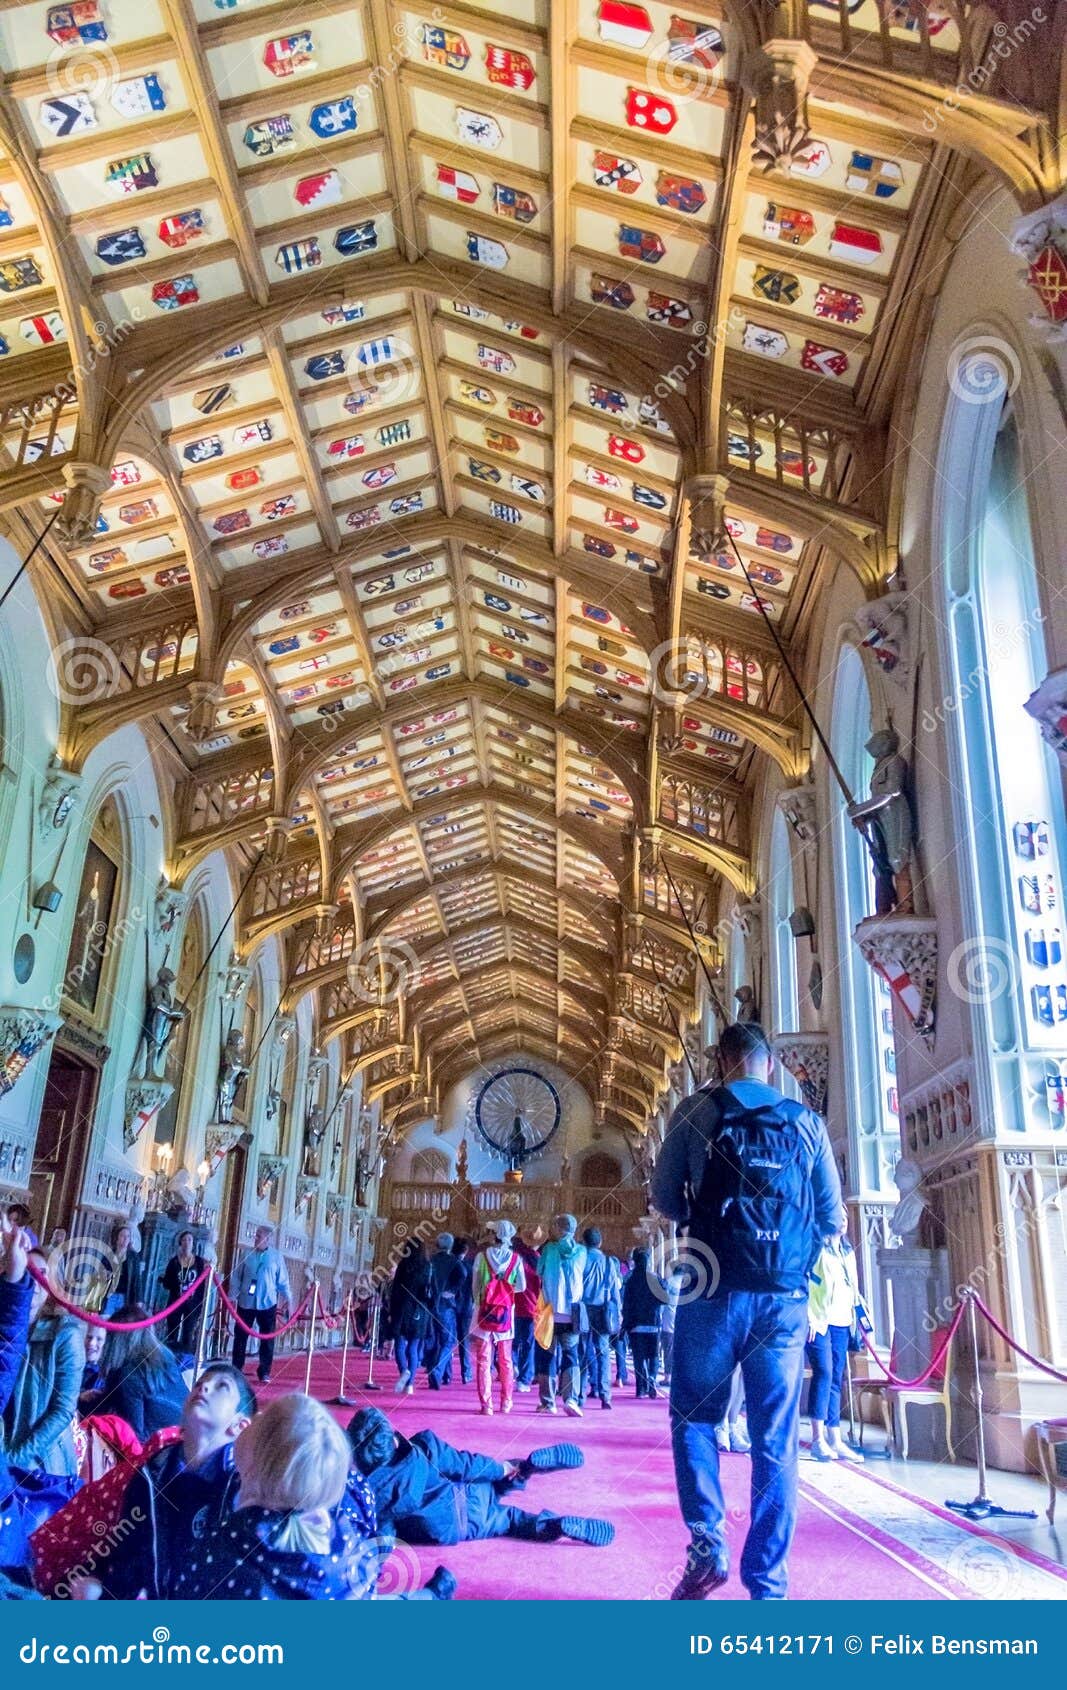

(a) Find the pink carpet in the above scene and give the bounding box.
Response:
[252,1344,1004,1601]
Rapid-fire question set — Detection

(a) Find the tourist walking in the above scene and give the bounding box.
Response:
[535,1215,588,1418]
[389,1239,435,1394]
[580,1227,621,1409]
[231,1225,291,1386]
[651,1021,841,1600]
[469,1219,526,1415]
[806,1216,865,1463]
[621,1247,664,1398]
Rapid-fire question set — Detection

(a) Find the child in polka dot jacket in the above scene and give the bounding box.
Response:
[174,1395,378,1601]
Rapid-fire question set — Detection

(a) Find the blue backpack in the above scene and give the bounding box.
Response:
[688,1085,817,1294]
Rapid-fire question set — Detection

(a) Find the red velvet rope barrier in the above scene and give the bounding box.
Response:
[26,1259,212,1333]
[971,1293,1067,1384]
[860,1299,965,1388]
[212,1276,312,1338]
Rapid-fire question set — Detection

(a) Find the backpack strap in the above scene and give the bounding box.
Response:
[484,1250,516,1287]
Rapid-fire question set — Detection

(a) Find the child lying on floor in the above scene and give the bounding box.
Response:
[347,1408,614,1548]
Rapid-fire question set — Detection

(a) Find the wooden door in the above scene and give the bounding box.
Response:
[29,1047,97,1238]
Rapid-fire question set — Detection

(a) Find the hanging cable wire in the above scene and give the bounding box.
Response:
[180,847,266,1012]
[0,505,62,614]
[245,929,316,1072]
[642,945,698,1085]
[724,528,855,807]
[657,851,730,1027]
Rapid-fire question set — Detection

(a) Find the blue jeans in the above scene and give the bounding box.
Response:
[670,1290,808,1599]
[513,1314,535,1385]
[536,1323,581,1406]
[582,1324,612,1403]
[805,1325,850,1427]
[428,1307,457,1385]
[395,1336,423,1379]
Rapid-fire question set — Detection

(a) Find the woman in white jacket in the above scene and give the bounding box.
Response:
[806,1215,864,1463]
[469,1219,526,1416]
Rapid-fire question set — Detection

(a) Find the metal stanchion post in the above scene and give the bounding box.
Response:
[946,1290,1036,1521]
[363,1291,383,1390]
[303,1281,320,1396]
[330,1291,355,1407]
[194,1272,213,1377]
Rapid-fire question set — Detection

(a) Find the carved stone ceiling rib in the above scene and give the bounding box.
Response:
[0,0,1048,1128]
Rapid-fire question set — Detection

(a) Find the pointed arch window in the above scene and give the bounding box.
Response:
[831,645,900,1193]
[939,380,1067,1131]
[768,804,799,1038]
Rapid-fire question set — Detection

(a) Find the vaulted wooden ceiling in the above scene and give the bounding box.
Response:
[0,0,1058,1135]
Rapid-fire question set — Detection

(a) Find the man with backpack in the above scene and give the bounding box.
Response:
[651,1021,842,1601]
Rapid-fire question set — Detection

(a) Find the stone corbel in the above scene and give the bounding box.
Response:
[256,1154,287,1201]
[748,39,819,175]
[123,1078,174,1150]
[1024,667,1067,764]
[263,816,297,865]
[733,898,762,946]
[275,1016,297,1051]
[1010,194,1067,342]
[184,681,224,743]
[220,957,251,1004]
[153,880,188,946]
[771,1032,830,1117]
[686,472,731,564]
[0,1007,63,1098]
[313,902,340,941]
[306,1050,330,1091]
[853,914,937,1043]
[56,462,112,548]
[855,592,912,691]
[775,784,818,865]
[654,706,685,760]
[37,759,83,841]
[0,1138,28,1181]
[204,1125,250,1174]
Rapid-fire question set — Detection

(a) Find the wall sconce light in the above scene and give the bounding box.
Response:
[196,1157,211,1189]
[32,881,63,914]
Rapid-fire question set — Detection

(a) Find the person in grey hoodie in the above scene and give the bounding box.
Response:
[2,1248,84,1477]
[535,1215,588,1418]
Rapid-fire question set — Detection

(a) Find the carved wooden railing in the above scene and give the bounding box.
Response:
[378,1178,649,1260]
[658,773,743,847]
[293,913,357,977]
[108,617,199,694]
[798,0,1002,88]
[640,864,706,926]
[682,633,783,717]
[724,395,854,506]
[247,855,322,922]
[184,760,276,835]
